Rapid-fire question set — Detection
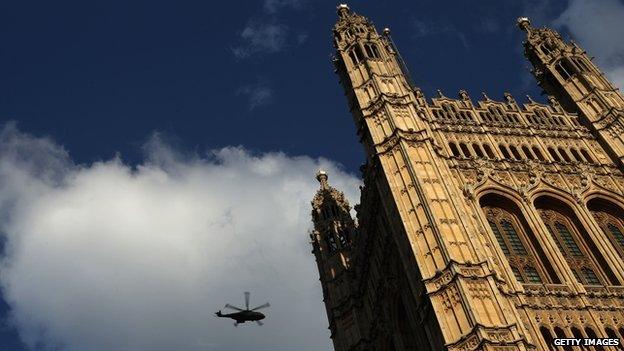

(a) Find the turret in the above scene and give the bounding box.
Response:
[519,17,624,169]
[310,170,358,351]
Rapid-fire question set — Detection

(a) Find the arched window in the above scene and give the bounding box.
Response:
[522,146,534,160]
[536,196,620,286]
[449,143,461,157]
[569,148,582,162]
[570,328,589,351]
[570,327,584,340]
[588,198,624,257]
[533,146,545,161]
[584,328,604,351]
[580,149,595,164]
[572,57,591,71]
[540,42,554,55]
[348,45,365,66]
[459,143,471,158]
[555,58,577,80]
[540,326,556,351]
[499,145,511,159]
[554,327,572,351]
[441,103,460,120]
[481,194,559,284]
[606,327,618,340]
[371,44,381,58]
[363,43,381,59]
[364,44,374,58]
[472,143,484,158]
[558,147,571,162]
[547,147,561,162]
[483,144,495,159]
[509,145,522,160]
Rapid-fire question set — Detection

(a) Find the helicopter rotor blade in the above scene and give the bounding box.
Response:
[256,320,264,326]
[244,291,250,310]
[225,304,244,311]
[251,302,270,311]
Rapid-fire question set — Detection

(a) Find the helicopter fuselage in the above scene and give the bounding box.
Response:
[216,310,265,323]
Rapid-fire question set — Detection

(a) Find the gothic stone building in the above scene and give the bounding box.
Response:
[309,5,624,351]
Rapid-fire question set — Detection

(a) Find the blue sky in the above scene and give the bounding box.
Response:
[2,0,569,173]
[1,0,623,350]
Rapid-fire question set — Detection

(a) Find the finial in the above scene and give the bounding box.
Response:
[316,170,329,189]
[526,95,536,103]
[482,92,491,101]
[504,92,516,104]
[548,95,561,108]
[436,89,446,98]
[337,4,350,15]
[383,28,391,36]
[458,90,470,101]
[517,17,531,32]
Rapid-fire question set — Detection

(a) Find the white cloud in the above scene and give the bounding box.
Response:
[411,19,469,49]
[553,0,624,89]
[263,0,305,14]
[0,123,361,351]
[231,22,289,59]
[237,78,275,110]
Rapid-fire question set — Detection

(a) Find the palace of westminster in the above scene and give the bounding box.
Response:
[309,4,624,351]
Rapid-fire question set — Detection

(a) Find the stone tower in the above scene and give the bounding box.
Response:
[310,170,359,351]
[310,4,624,351]
[518,17,624,170]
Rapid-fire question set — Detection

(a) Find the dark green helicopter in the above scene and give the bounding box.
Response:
[215,292,270,326]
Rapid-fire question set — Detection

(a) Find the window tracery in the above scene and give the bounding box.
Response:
[588,199,624,258]
[555,58,577,80]
[536,197,619,286]
[481,195,558,284]
[348,45,365,66]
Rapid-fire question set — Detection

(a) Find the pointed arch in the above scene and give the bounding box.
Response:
[449,142,461,157]
[479,193,560,284]
[553,327,572,351]
[587,197,624,258]
[540,326,555,351]
[499,144,511,159]
[483,144,495,159]
[532,146,546,161]
[569,148,583,162]
[459,143,471,158]
[522,145,535,160]
[472,143,484,158]
[534,195,620,285]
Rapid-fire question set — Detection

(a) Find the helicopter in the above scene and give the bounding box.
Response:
[215,291,270,326]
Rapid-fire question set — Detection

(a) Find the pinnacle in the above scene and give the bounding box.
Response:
[316,170,329,189]
[517,17,531,31]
